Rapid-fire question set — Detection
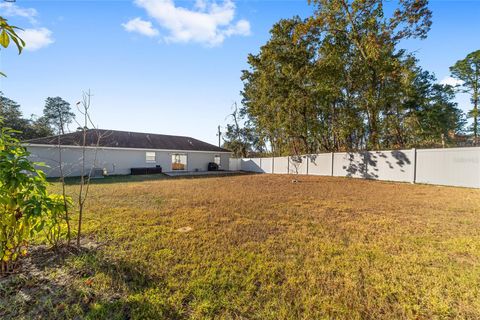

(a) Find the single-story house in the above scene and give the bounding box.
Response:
[24,129,231,177]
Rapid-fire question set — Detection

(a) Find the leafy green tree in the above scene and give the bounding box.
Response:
[241,17,320,155]
[379,64,465,148]
[0,92,54,140]
[43,97,75,135]
[405,70,465,147]
[26,115,55,139]
[222,103,259,157]
[0,120,69,273]
[420,84,465,146]
[234,1,466,153]
[302,0,432,149]
[450,50,480,145]
[0,91,30,135]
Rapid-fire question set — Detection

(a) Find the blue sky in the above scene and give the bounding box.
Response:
[0,0,478,145]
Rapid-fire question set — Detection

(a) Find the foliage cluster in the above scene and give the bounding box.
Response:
[226,0,469,156]
[0,121,71,273]
[0,16,25,77]
[0,92,77,141]
[450,50,480,145]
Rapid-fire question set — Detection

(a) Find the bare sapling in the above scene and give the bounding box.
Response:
[290,138,303,182]
[57,127,72,245]
[73,90,104,247]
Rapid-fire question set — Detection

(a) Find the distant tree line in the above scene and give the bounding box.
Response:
[0,92,75,140]
[223,0,479,157]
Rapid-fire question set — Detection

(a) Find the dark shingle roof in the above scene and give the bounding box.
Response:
[24,129,230,153]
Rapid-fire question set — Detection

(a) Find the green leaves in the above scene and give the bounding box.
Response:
[0,17,25,54]
[450,50,480,144]
[43,96,76,135]
[0,30,10,48]
[0,17,26,77]
[0,118,72,273]
[237,0,466,153]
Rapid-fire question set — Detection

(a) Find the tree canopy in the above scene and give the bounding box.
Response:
[43,97,76,135]
[226,0,466,156]
[0,92,59,140]
[450,50,480,145]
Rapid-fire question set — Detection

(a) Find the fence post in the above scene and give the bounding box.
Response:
[412,148,417,184]
[331,152,334,176]
[306,155,309,175]
[287,156,290,174]
[272,156,274,174]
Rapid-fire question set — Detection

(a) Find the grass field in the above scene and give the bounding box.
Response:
[2,174,480,319]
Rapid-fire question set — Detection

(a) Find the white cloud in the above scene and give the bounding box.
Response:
[17,28,54,51]
[225,19,250,37]
[131,0,251,46]
[194,0,207,11]
[440,76,463,87]
[122,17,159,37]
[0,3,53,52]
[0,3,37,23]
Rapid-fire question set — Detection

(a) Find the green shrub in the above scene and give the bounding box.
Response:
[0,122,70,273]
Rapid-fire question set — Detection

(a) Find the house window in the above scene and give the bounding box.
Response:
[214,155,221,166]
[146,152,156,163]
[172,153,187,171]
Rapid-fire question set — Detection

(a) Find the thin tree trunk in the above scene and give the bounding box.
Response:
[57,135,71,245]
[76,127,86,247]
[474,97,478,146]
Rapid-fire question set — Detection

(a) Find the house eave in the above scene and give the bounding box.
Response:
[23,143,232,154]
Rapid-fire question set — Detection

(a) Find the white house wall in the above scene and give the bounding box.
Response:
[26,145,231,177]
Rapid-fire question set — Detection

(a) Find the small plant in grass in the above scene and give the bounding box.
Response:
[0,121,70,274]
[43,193,73,248]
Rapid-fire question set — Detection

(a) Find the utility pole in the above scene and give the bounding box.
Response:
[217,125,222,147]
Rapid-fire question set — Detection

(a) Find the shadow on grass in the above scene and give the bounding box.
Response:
[48,171,255,186]
[0,245,180,319]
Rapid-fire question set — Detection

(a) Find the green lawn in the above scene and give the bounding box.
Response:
[2,174,480,319]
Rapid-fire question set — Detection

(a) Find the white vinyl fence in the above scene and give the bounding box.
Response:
[229,147,480,188]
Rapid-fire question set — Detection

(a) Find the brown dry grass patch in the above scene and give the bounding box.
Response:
[3,174,480,319]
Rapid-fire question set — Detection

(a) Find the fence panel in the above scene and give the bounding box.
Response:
[416,147,480,188]
[333,152,364,178]
[333,150,414,182]
[237,147,480,188]
[288,156,308,174]
[369,150,414,183]
[241,158,263,173]
[273,156,289,174]
[261,157,273,173]
[308,153,333,176]
[229,158,241,171]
